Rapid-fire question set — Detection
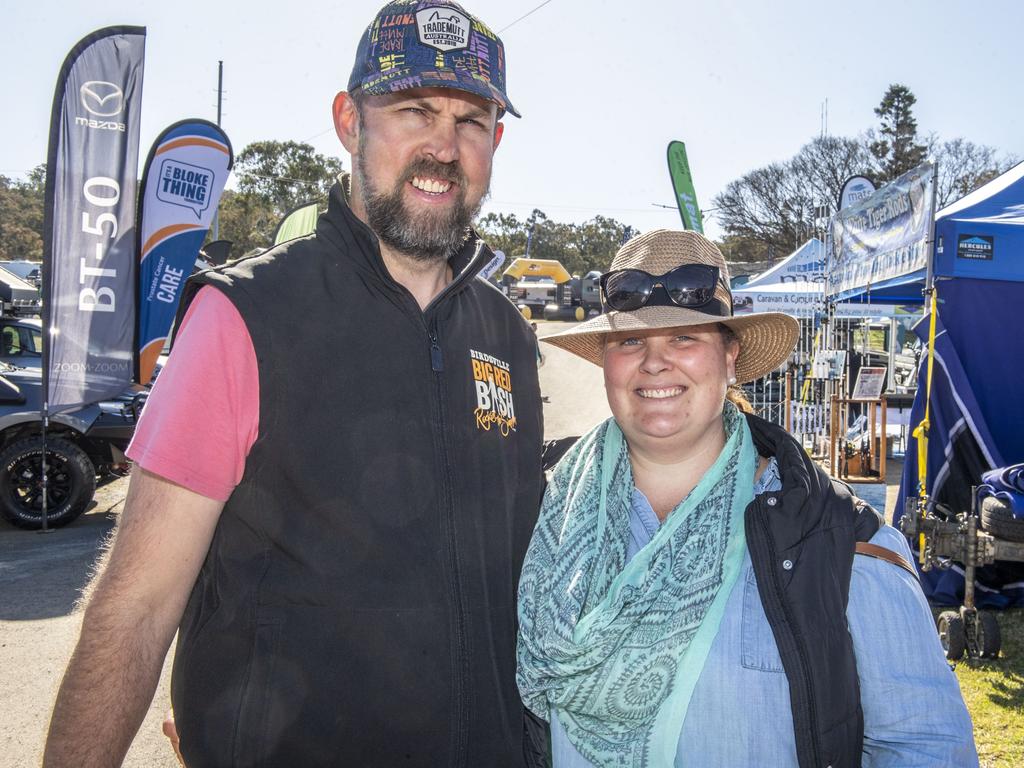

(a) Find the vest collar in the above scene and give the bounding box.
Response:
[318,176,492,296]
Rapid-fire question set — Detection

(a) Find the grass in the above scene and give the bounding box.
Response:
[946,608,1024,767]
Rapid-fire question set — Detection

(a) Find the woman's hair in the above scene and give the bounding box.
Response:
[718,324,755,414]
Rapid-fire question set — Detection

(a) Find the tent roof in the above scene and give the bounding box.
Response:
[937,159,1024,222]
[934,159,1024,282]
[742,239,823,288]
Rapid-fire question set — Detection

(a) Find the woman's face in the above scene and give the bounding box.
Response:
[603,324,739,451]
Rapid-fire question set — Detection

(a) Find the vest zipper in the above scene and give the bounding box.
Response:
[429,332,444,371]
[749,498,823,767]
[426,320,468,765]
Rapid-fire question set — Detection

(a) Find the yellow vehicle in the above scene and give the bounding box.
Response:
[501,258,586,321]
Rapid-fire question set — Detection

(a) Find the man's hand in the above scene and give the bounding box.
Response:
[43,467,223,768]
[163,709,185,766]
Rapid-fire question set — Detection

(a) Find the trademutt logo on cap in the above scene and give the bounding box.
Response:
[416,6,470,51]
[348,0,521,118]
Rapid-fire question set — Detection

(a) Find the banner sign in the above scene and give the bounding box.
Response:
[42,26,146,412]
[136,120,233,383]
[272,200,320,245]
[827,162,934,301]
[479,249,506,280]
[732,290,913,319]
[956,234,994,261]
[666,140,704,233]
[838,175,876,211]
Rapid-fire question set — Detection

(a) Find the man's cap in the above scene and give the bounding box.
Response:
[348,0,520,118]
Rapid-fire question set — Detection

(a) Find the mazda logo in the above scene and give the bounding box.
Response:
[80,81,124,117]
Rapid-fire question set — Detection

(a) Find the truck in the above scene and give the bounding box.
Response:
[501,259,602,321]
[0,266,42,317]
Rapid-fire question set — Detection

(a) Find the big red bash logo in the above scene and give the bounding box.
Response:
[470,349,516,437]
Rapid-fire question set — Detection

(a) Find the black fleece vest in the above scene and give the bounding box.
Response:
[746,415,882,768]
[170,185,543,767]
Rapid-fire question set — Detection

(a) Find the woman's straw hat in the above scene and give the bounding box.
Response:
[542,229,799,383]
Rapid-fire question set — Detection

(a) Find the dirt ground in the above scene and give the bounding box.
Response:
[0,476,176,767]
[0,320,905,767]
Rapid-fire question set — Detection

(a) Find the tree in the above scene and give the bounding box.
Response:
[233,141,343,214]
[931,137,1019,208]
[869,84,927,183]
[476,209,638,276]
[214,189,284,257]
[712,136,873,262]
[214,141,344,256]
[0,165,47,260]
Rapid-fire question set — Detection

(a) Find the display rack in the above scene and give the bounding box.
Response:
[829,395,888,483]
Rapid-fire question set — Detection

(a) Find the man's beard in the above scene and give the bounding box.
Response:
[356,154,488,264]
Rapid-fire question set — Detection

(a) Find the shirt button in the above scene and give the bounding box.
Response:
[783,559,794,570]
[766,497,777,506]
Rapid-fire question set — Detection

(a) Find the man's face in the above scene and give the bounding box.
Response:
[344,87,503,263]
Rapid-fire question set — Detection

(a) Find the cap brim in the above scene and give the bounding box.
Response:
[542,307,799,383]
[356,75,520,118]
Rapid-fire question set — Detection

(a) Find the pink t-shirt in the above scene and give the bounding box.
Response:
[126,286,259,501]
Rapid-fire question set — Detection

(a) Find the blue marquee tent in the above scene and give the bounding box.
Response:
[893,161,1024,606]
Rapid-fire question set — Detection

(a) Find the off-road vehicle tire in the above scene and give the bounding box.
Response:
[0,436,96,530]
[980,496,1024,542]
[937,610,966,660]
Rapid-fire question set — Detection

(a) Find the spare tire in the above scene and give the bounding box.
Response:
[980,496,1024,543]
[0,436,96,530]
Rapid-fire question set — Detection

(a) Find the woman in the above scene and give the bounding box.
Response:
[517,230,977,767]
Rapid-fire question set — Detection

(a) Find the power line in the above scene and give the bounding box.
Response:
[234,170,325,187]
[487,200,687,215]
[498,0,555,33]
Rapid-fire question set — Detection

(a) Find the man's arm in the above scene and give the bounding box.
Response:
[44,467,223,768]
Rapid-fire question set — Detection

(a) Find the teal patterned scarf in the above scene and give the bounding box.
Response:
[517,404,755,766]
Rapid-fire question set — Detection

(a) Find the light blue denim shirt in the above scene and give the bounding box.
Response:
[550,458,978,767]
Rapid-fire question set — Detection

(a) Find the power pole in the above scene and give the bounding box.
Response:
[213,61,224,239]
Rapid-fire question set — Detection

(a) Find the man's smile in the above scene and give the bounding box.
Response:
[410,176,453,195]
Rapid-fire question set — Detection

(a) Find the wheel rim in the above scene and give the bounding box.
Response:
[938,617,951,651]
[6,450,73,520]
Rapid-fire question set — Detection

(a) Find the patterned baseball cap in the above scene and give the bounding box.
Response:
[347,0,520,118]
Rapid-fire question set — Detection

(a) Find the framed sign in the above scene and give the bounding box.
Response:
[851,366,887,400]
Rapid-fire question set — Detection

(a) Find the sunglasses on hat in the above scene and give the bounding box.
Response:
[599,264,728,314]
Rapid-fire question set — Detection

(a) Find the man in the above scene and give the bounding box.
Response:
[44,2,543,766]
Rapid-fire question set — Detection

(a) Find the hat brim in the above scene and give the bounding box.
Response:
[355,76,520,118]
[542,306,799,383]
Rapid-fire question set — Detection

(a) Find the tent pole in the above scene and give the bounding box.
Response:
[924,160,939,295]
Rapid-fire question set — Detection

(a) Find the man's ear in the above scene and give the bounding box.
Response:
[333,91,360,154]
[493,121,504,152]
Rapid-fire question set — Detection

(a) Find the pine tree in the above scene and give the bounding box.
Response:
[869,84,928,183]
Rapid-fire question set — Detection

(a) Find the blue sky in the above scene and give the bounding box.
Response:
[3,0,1022,240]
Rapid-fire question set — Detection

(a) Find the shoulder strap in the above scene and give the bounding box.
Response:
[854,541,918,580]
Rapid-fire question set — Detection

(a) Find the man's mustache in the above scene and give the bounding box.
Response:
[402,159,465,188]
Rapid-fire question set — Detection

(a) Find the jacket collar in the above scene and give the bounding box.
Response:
[745,412,882,540]
[317,176,492,296]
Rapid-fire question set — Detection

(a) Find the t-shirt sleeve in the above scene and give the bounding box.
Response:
[126,286,259,502]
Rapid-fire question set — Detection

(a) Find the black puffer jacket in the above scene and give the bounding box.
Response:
[746,414,881,768]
